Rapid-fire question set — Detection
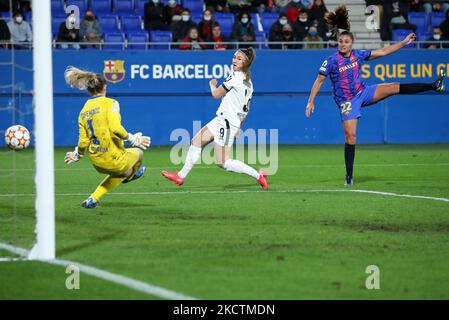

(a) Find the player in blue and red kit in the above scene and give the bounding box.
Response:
[305,5,445,186]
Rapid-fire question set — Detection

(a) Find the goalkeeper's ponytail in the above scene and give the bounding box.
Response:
[64,66,106,96]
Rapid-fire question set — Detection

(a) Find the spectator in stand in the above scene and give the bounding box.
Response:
[381,0,417,40]
[165,0,183,23]
[280,22,300,49]
[302,25,323,49]
[206,23,231,50]
[57,12,81,49]
[80,10,103,48]
[273,0,290,13]
[0,0,19,11]
[228,0,253,14]
[253,0,270,13]
[309,0,327,22]
[7,11,32,49]
[409,0,424,12]
[0,18,10,48]
[424,26,442,49]
[423,1,449,14]
[293,8,312,41]
[144,0,169,31]
[440,9,449,47]
[282,0,306,22]
[179,27,206,50]
[198,9,216,40]
[231,12,255,47]
[269,13,289,48]
[309,0,327,38]
[205,0,229,13]
[171,8,197,42]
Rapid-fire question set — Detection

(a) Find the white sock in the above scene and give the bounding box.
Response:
[223,159,260,179]
[178,145,201,179]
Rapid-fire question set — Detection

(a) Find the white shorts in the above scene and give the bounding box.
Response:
[206,116,239,147]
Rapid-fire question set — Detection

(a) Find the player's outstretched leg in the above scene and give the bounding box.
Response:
[83,149,145,208]
[162,126,214,186]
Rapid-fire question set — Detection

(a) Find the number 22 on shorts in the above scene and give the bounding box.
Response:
[340,102,352,116]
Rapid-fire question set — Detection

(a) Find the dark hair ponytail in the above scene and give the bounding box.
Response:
[325,5,353,40]
[239,47,255,81]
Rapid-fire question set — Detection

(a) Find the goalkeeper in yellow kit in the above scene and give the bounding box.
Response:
[63,66,151,208]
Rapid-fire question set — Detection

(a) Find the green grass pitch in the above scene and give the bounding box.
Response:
[1,145,449,299]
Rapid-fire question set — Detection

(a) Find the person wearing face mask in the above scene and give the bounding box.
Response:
[302,25,323,49]
[57,12,81,49]
[144,0,169,31]
[179,27,206,50]
[440,8,449,48]
[165,0,183,23]
[269,14,290,49]
[198,10,216,40]
[280,22,300,49]
[7,11,32,49]
[80,10,103,48]
[293,9,312,41]
[424,27,442,49]
[231,12,255,48]
[171,8,197,42]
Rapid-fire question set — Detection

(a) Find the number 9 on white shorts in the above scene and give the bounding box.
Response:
[206,116,239,147]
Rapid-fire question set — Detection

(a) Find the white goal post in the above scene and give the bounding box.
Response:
[28,0,55,260]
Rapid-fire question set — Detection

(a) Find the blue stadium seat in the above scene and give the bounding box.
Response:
[90,0,112,15]
[128,32,149,49]
[260,15,278,32]
[121,15,143,32]
[66,0,87,14]
[392,28,415,48]
[408,12,428,32]
[430,12,445,28]
[191,12,202,23]
[150,30,173,49]
[51,0,64,14]
[255,31,268,50]
[136,0,148,15]
[98,15,120,32]
[113,0,136,14]
[215,13,234,37]
[52,15,67,37]
[103,32,126,50]
[182,0,204,14]
[24,11,32,22]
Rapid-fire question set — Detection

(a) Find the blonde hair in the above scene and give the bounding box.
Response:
[237,47,256,81]
[64,66,106,95]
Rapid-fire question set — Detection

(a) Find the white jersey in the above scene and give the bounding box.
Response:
[217,71,253,127]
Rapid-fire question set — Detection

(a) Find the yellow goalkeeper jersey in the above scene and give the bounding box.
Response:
[77,96,130,171]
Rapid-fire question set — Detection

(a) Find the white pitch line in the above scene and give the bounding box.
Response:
[1,162,449,172]
[0,189,448,202]
[0,242,197,300]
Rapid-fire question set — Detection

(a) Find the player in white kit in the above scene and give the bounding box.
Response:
[161,48,268,190]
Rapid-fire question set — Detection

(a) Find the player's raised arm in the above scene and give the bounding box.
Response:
[209,78,226,99]
[369,33,416,60]
[305,74,326,118]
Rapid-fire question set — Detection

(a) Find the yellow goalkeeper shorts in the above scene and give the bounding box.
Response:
[93,148,141,177]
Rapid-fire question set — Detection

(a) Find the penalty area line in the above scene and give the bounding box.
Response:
[0,242,197,300]
[0,189,448,202]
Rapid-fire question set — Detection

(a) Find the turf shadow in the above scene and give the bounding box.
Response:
[57,232,120,256]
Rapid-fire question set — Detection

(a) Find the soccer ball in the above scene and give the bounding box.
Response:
[4,125,31,150]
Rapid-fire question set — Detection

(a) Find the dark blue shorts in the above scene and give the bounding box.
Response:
[338,85,378,121]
